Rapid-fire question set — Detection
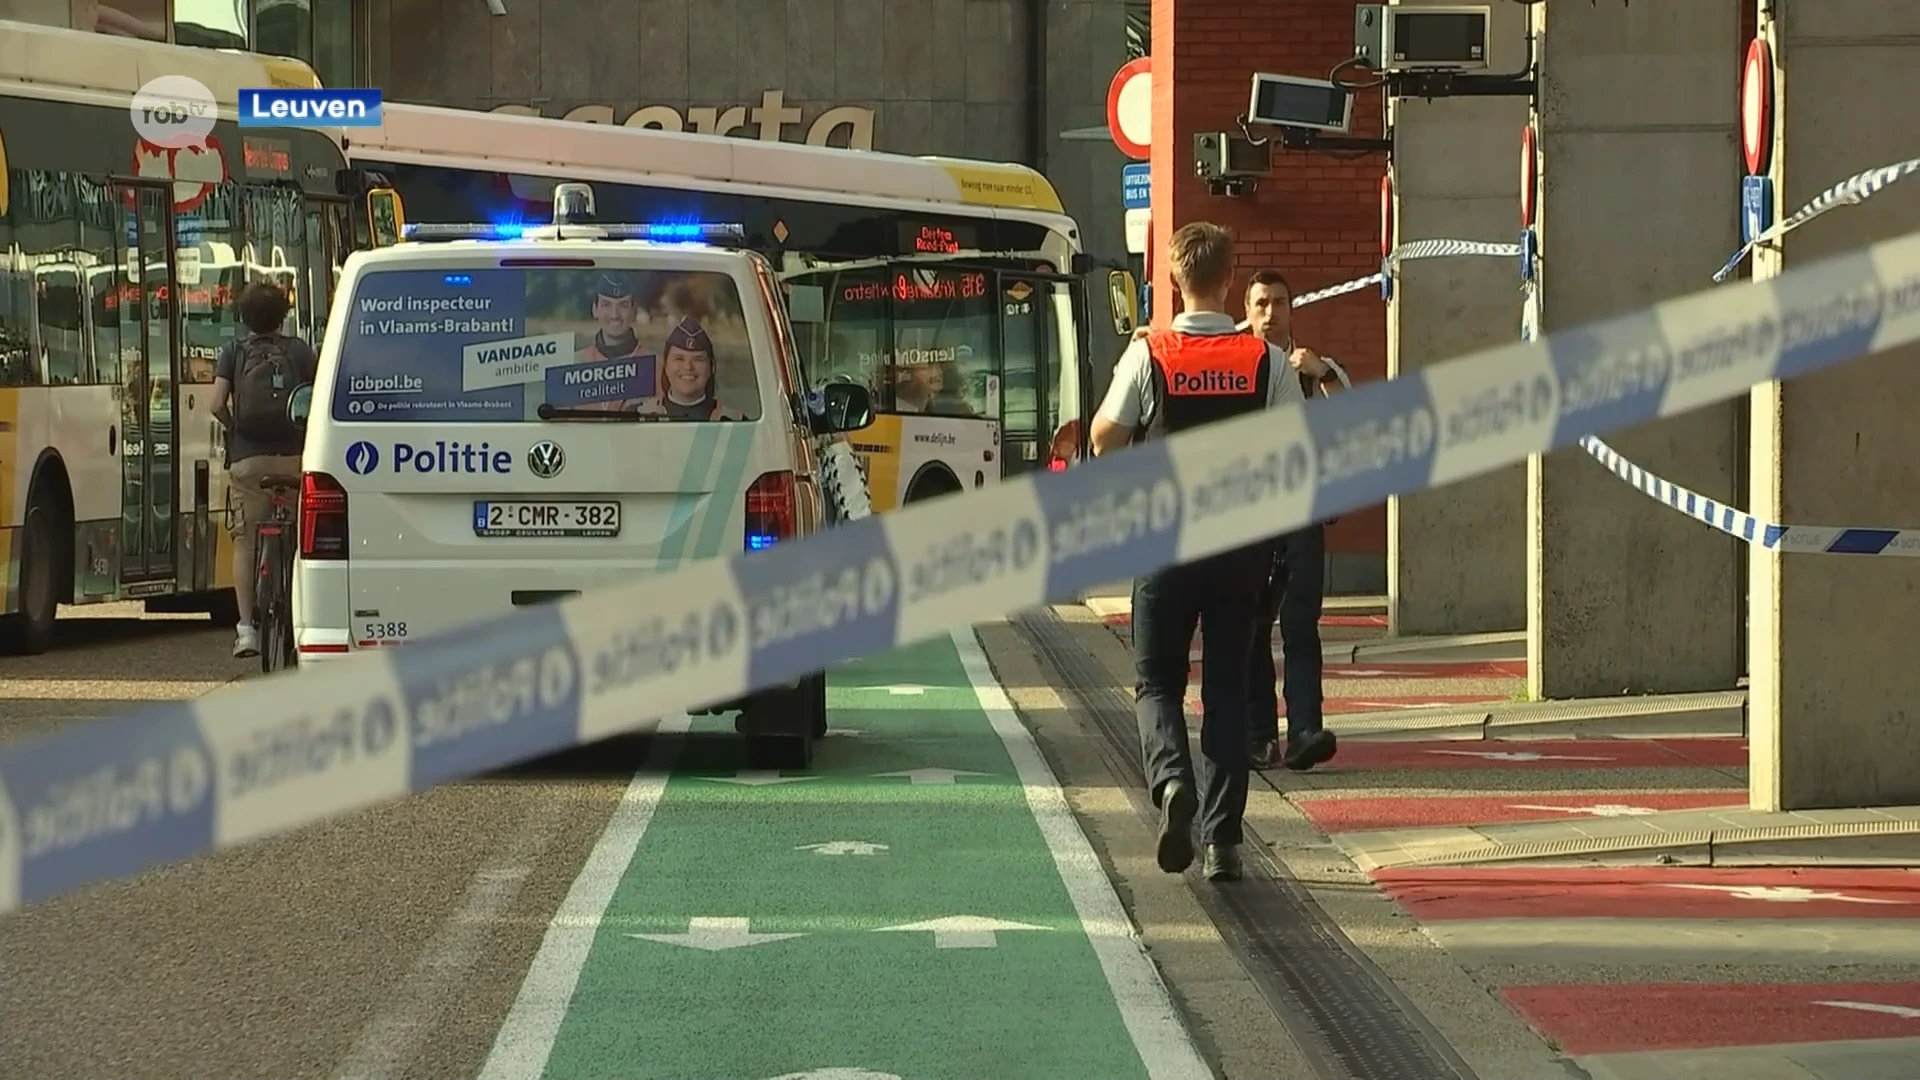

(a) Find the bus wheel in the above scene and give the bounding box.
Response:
[905,471,962,504]
[0,499,61,656]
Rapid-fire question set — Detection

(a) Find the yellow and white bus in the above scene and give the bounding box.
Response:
[344,103,1127,510]
[0,21,356,653]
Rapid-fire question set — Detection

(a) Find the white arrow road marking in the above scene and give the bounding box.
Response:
[702,771,821,786]
[766,1070,905,1080]
[1428,749,1615,762]
[1507,803,1663,817]
[626,917,804,951]
[1661,884,1915,905]
[873,915,1052,949]
[825,728,865,738]
[1814,1000,1920,1019]
[872,768,990,785]
[795,841,890,856]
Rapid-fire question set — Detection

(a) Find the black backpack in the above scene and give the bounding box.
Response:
[232,334,301,443]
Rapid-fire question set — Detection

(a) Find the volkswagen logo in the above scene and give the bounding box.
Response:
[527,440,565,478]
[344,441,380,476]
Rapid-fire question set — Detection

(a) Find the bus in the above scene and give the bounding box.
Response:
[343,103,1135,509]
[0,21,357,654]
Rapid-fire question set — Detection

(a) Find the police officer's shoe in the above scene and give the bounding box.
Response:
[1202,844,1243,881]
[1250,738,1283,770]
[1284,729,1339,771]
[1156,779,1197,873]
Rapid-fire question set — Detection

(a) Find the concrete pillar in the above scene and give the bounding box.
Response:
[1747,1,1920,810]
[1385,0,1531,637]
[1524,0,1745,699]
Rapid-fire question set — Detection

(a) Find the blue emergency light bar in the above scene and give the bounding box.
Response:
[399,221,747,244]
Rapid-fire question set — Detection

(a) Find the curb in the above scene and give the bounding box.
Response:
[1353,817,1920,870]
[1325,690,1747,741]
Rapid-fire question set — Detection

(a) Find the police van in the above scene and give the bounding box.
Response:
[285,184,875,768]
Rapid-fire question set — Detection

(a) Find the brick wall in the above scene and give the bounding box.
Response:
[1152,0,1389,557]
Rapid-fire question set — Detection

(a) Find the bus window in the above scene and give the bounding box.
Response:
[34,266,87,385]
[890,265,994,418]
[792,267,889,405]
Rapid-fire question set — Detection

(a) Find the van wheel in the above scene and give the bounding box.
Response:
[0,500,60,656]
[806,673,829,738]
[746,732,814,771]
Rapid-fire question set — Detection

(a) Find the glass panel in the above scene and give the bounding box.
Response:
[87,0,169,40]
[179,179,244,384]
[79,176,123,386]
[999,278,1044,438]
[171,0,248,48]
[331,267,763,424]
[0,168,31,387]
[242,185,309,336]
[889,265,994,418]
[138,188,176,567]
[254,0,315,65]
[786,267,889,403]
[14,172,87,386]
[313,0,355,86]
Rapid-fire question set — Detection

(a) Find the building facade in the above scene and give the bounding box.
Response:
[361,0,1135,317]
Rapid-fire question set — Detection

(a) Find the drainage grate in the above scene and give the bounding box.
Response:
[1015,608,1479,1080]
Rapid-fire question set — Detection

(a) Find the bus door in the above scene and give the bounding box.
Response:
[114,182,179,588]
[997,271,1082,476]
[304,196,352,341]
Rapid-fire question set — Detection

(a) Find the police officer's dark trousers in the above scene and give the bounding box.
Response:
[1249,523,1327,745]
[1133,541,1270,846]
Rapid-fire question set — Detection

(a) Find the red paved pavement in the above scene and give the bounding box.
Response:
[1502,982,1920,1056]
[1376,867,1920,921]
[1326,738,1748,771]
[1298,792,1746,835]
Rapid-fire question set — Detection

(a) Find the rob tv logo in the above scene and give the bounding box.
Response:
[238,87,383,128]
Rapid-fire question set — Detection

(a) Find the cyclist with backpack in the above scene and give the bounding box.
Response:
[210,282,318,659]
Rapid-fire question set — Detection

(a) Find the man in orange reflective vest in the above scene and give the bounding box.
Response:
[1090,223,1307,882]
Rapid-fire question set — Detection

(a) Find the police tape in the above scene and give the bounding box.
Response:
[3,230,1919,917]
[1291,238,1523,308]
[1581,162,1920,548]
[1578,435,1920,557]
[1715,156,1920,283]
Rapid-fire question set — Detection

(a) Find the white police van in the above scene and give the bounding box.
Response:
[285,184,874,768]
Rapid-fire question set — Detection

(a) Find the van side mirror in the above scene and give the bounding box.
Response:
[808,381,875,434]
[1107,269,1139,336]
[287,383,313,427]
[367,187,405,247]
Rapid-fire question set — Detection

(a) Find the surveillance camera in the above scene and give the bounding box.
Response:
[1193,131,1270,181]
[1245,73,1353,135]
[1354,4,1489,72]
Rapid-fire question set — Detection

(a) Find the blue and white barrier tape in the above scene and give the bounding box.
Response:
[1291,238,1523,308]
[3,231,1919,916]
[1714,156,1920,283]
[1586,162,1920,548]
[1579,436,1920,557]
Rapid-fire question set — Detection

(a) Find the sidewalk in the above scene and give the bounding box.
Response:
[1069,594,1920,1080]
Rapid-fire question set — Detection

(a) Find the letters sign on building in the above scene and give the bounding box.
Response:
[489,91,875,151]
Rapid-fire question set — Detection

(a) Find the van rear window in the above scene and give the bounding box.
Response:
[331,267,762,423]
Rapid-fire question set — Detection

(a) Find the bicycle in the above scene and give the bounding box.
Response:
[252,473,303,673]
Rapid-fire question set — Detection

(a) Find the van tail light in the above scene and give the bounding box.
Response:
[299,472,349,559]
[745,470,797,551]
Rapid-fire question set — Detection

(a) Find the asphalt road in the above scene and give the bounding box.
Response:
[0,603,648,1080]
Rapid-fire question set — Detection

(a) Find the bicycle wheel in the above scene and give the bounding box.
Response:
[255,528,291,674]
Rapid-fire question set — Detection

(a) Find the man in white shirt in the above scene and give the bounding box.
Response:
[1240,270,1343,773]
[1088,223,1304,883]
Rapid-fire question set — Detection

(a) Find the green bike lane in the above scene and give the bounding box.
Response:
[479,631,1212,1080]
